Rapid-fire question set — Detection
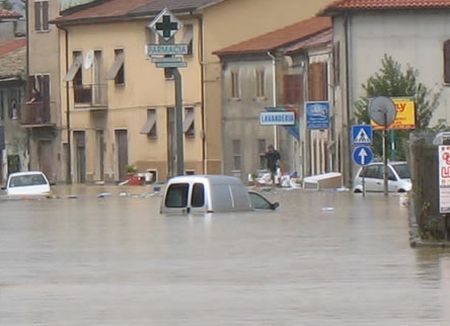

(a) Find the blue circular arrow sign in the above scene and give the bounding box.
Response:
[352,146,373,166]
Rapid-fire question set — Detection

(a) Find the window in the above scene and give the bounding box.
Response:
[65,51,82,84]
[231,70,240,98]
[258,139,266,169]
[232,139,241,171]
[27,74,50,110]
[444,40,450,84]
[34,0,49,32]
[140,109,157,138]
[191,183,205,207]
[181,24,193,56]
[165,183,189,208]
[256,68,265,98]
[106,49,125,85]
[183,107,195,138]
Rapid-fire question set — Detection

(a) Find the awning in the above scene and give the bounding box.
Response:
[140,113,157,134]
[64,54,82,81]
[106,52,125,80]
[183,109,194,133]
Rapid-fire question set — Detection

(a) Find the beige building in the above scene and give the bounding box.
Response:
[53,0,334,183]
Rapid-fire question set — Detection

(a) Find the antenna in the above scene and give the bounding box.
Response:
[368,96,397,197]
[83,50,95,70]
[368,96,396,126]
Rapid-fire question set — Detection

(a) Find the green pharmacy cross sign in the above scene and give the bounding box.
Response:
[149,8,183,41]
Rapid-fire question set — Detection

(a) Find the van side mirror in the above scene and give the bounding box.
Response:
[271,202,279,210]
[1,186,5,190]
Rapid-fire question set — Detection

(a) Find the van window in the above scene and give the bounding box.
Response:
[165,183,189,207]
[191,183,205,207]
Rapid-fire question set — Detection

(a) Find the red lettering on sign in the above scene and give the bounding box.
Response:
[442,167,450,178]
[395,102,407,112]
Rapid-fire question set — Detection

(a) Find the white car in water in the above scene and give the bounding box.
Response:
[2,171,52,196]
[353,161,412,193]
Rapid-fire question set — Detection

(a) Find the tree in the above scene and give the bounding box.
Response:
[0,0,13,10]
[354,54,441,160]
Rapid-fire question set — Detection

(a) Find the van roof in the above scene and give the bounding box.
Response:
[167,175,244,185]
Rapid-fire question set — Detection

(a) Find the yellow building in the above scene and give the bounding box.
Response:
[54,0,333,183]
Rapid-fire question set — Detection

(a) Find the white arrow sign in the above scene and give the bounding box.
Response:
[358,147,368,165]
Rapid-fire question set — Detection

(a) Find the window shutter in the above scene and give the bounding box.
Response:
[333,42,340,86]
[34,2,41,31]
[42,75,50,108]
[42,1,49,30]
[444,40,450,83]
[308,62,328,101]
[283,74,303,105]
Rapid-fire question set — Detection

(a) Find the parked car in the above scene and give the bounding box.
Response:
[160,175,279,214]
[353,161,411,193]
[2,171,52,196]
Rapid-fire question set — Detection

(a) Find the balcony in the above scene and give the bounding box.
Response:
[20,101,52,127]
[74,84,108,110]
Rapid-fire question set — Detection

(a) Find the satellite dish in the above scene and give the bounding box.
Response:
[368,96,396,126]
[83,50,94,70]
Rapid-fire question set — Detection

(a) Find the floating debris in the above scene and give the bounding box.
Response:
[97,192,112,198]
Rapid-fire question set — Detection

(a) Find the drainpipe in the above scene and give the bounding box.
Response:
[58,25,72,184]
[344,14,353,187]
[25,0,30,171]
[267,51,278,149]
[198,15,206,174]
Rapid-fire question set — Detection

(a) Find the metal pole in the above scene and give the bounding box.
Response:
[172,68,184,176]
[362,166,366,197]
[383,112,389,196]
[267,52,278,149]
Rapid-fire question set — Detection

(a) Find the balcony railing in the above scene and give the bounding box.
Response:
[74,84,108,108]
[20,101,51,126]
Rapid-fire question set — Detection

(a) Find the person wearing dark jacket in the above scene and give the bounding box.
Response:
[265,145,280,184]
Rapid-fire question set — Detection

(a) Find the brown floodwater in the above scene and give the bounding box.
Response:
[0,185,449,325]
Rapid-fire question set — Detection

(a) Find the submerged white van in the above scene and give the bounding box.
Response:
[160,175,278,214]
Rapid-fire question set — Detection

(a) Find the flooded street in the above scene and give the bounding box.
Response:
[1,186,450,325]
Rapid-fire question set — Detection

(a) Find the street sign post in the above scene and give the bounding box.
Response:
[147,8,186,177]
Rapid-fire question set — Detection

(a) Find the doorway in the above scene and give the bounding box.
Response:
[95,130,104,181]
[74,131,86,183]
[115,129,128,182]
[38,140,53,182]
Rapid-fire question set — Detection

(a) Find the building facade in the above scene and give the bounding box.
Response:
[216,17,332,181]
[321,0,450,185]
[51,0,335,183]
[0,8,27,183]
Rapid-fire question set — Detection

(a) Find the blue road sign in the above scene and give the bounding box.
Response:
[352,125,373,145]
[306,101,330,129]
[352,146,373,166]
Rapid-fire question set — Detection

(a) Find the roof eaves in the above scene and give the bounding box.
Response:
[196,0,226,11]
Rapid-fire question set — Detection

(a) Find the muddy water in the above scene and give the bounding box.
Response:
[0,186,449,325]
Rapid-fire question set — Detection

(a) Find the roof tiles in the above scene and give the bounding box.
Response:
[321,0,450,14]
[0,9,21,19]
[55,0,220,24]
[0,38,26,57]
[214,16,331,56]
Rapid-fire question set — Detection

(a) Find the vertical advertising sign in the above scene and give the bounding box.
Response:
[439,146,450,213]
